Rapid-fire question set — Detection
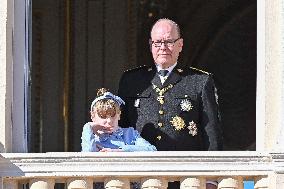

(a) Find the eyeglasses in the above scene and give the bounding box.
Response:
[150,38,181,48]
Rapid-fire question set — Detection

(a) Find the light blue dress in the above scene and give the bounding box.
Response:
[81,123,157,152]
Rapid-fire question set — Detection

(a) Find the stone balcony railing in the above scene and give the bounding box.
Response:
[0,152,283,189]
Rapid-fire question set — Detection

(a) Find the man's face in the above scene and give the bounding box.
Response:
[150,21,183,69]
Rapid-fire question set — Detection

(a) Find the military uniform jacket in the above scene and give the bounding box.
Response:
[118,65,222,151]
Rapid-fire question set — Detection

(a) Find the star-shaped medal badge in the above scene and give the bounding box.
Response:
[187,121,197,136]
[170,116,185,131]
[180,99,193,112]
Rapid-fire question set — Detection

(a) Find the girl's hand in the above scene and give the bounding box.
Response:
[90,122,113,135]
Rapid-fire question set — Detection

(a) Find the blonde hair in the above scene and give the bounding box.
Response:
[93,99,121,118]
[91,88,121,118]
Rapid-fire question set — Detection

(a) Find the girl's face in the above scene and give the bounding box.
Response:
[91,110,120,131]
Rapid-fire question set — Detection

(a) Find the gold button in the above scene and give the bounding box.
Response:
[159,110,164,115]
[157,96,164,104]
[157,135,161,140]
[158,122,163,127]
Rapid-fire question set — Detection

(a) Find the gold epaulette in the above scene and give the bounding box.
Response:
[124,65,149,73]
[189,67,211,75]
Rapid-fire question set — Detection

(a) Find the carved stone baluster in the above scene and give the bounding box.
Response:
[67,178,93,189]
[29,179,55,189]
[218,177,239,189]
[237,177,244,189]
[141,178,168,189]
[104,178,130,189]
[254,177,268,189]
[180,177,206,189]
[3,180,18,189]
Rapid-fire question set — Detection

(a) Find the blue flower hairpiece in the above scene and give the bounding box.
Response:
[90,92,125,111]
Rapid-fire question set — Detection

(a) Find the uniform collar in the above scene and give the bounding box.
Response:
[151,64,182,88]
[155,62,177,77]
[163,66,183,87]
[151,71,163,88]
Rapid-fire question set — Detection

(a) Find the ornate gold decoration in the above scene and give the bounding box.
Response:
[97,88,108,96]
[158,122,163,127]
[152,84,173,104]
[187,121,198,136]
[157,135,162,140]
[157,96,164,104]
[152,84,173,96]
[190,67,210,75]
[180,99,193,112]
[177,68,183,73]
[170,116,185,131]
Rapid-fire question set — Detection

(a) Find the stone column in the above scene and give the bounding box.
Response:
[3,180,18,189]
[180,177,206,189]
[104,178,130,189]
[264,0,284,151]
[254,177,268,189]
[29,179,55,189]
[141,178,168,189]
[218,177,240,189]
[67,178,93,189]
[0,0,13,153]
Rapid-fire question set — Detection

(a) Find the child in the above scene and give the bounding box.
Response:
[81,88,157,152]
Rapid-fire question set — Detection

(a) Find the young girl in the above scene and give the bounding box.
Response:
[81,88,157,152]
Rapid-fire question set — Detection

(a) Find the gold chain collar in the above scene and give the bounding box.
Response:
[152,84,173,96]
[152,84,173,104]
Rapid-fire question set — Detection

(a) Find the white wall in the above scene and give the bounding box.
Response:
[0,0,28,153]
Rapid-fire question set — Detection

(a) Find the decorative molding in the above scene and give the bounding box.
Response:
[0,152,279,178]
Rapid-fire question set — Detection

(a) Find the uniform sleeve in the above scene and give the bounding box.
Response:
[81,123,99,152]
[120,128,157,152]
[201,75,223,150]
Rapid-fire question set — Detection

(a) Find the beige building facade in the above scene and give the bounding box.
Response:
[1,1,284,189]
[0,0,284,152]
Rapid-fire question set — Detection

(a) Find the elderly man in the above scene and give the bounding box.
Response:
[118,18,222,189]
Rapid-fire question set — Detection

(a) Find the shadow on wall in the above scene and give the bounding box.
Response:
[0,142,4,153]
[0,154,24,177]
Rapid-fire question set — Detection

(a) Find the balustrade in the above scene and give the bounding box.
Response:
[0,152,283,189]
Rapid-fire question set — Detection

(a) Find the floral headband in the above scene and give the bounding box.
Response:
[90,92,125,111]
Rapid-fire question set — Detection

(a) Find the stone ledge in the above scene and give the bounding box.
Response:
[0,152,281,178]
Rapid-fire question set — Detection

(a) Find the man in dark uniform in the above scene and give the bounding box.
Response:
[118,18,222,188]
[118,65,222,151]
